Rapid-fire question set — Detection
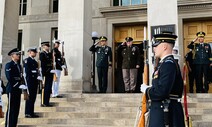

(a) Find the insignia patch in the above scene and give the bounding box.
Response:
[6,68,11,71]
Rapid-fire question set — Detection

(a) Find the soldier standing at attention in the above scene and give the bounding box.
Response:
[117,37,140,93]
[89,36,112,93]
[24,47,39,118]
[140,32,185,127]
[5,48,23,127]
[52,40,64,98]
[40,41,53,106]
[185,49,195,93]
[187,31,212,93]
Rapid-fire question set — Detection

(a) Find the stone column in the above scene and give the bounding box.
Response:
[0,0,19,80]
[58,0,92,92]
[148,0,178,83]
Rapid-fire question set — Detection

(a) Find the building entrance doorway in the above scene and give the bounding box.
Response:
[113,25,147,93]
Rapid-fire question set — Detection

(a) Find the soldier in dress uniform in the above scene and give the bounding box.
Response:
[24,47,39,118]
[140,32,185,127]
[185,49,195,93]
[89,36,112,93]
[117,37,140,93]
[39,41,53,106]
[187,31,212,93]
[5,48,24,127]
[52,40,64,97]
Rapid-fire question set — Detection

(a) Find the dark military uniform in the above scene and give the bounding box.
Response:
[5,48,22,127]
[185,51,195,93]
[143,32,185,127]
[24,55,39,117]
[187,32,212,93]
[40,42,53,106]
[53,47,63,71]
[89,36,112,93]
[117,37,140,92]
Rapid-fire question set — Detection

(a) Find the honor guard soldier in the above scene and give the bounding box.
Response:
[24,47,39,118]
[52,40,64,97]
[140,32,185,127]
[117,37,140,93]
[40,41,53,107]
[5,48,24,127]
[89,36,112,93]
[187,31,212,93]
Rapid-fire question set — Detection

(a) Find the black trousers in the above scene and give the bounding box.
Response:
[41,73,53,105]
[195,64,209,93]
[188,70,195,93]
[97,67,108,93]
[5,90,21,127]
[25,79,38,115]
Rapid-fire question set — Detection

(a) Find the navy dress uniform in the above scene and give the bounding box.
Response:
[40,41,53,106]
[89,36,112,93]
[117,37,140,92]
[187,31,212,93]
[24,48,39,117]
[5,48,22,127]
[142,33,185,127]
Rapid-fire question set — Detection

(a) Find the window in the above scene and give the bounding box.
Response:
[113,0,147,6]
[51,28,58,48]
[19,0,27,15]
[17,30,23,50]
[51,0,59,13]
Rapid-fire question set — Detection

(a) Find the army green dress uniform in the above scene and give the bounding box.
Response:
[117,37,140,92]
[89,36,112,93]
[187,31,212,93]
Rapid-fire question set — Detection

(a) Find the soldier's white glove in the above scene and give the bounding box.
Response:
[140,83,150,93]
[37,76,43,81]
[50,70,56,73]
[61,65,66,69]
[19,85,28,90]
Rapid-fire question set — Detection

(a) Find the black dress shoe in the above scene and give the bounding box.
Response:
[32,114,39,118]
[41,104,47,107]
[25,114,33,118]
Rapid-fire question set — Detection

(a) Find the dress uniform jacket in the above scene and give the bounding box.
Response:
[146,55,185,127]
[5,60,22,127]
[187,42,212,64]
[24,57,39,115]
[117,45,140,69]
[53,48,63,70]
[39,51,53,106]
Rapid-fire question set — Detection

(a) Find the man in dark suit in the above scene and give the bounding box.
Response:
[5,48,23,127]
[140,32,185,127]
[89,36,112,93]
[117,37,140,93]
[39,41,53,106]
[187,31,212,93]
[24,47,39,118]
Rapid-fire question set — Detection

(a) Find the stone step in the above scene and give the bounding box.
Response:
[192,121,212,127]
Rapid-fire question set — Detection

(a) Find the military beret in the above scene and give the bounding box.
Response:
[41,41,50,47]
[196,31,205,37]
[152,31,177,47]
[99,36,107,41]
[8,48,20,56]
[125,37,133,42]
[28,47,37,53]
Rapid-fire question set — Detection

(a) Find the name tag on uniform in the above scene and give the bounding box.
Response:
[32,70,37,73]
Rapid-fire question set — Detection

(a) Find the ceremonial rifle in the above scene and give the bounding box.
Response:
[61,41,68,76]
[136,40,149,127]
[52,38,57,81]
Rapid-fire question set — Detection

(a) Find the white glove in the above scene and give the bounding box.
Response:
[61,65,66,69]
[19,85,28,90]
[50,70,56,73]
[37,76,43,81]
[140,83,150,93]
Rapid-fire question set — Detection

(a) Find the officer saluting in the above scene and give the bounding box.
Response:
[5,48,23,127]
[24,47,39,118]
[140,32,185,127]
[89,36,112,93]
[187,31,212,93]
[39,41,53,107]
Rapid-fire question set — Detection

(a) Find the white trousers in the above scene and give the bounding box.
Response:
[52,70,61,97]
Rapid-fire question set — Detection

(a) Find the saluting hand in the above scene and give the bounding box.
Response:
[192,37,198,43]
